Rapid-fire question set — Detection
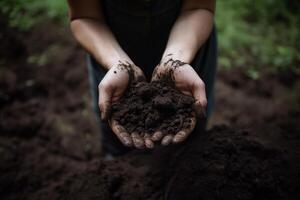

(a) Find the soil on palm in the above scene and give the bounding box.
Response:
[111,81,194,136]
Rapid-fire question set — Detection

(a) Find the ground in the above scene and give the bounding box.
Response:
[0,20,299,200]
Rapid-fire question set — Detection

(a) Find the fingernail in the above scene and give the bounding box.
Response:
[174,132,183,142]
[162,135,173,146]
[124,137,132,147]
[173,136,180,143]
[145,139,154,149]
[132,133,145,149]
[152,131,163,141]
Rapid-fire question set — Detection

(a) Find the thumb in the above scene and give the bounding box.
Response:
[193,81,207,117]
[98,83,112,120]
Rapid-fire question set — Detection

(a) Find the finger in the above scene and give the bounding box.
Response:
[145,139,154,149]
[110,119,133,147]
[193,80,207,117]
[151,131,163,141]
[98,82,112,120]
[131,132,145,149]
[161,134,173,146]
[173,117,196,144]
[151,65,160,82]
[144,133,154,149]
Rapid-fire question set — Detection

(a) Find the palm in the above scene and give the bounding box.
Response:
[172,64,200,96]
[106,70,129,103]
[151,60,207,145]
[99,62,149,148]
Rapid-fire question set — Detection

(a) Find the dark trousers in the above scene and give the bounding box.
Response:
[87,0,217,155]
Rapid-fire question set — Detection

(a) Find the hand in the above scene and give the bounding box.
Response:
[98,61,145,147]
[109,82,155,149]
[151,56,207,145]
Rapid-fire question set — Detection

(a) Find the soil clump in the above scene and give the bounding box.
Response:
[111,81,194,136]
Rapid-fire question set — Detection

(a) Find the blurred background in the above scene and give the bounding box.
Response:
[1,0,299,76]
[0,0,300,199]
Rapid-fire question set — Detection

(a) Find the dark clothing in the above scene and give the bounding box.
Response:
[87,0,217,155]
[102,0,182,79]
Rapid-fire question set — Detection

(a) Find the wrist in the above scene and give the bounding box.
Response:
[108,62,145,83]
[159,55,186,71]
[98,48,133,70]
[104,57,134,70]
[161,48,194,64]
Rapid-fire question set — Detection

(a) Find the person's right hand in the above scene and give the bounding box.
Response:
[98,61,145,147]
[150,56,206,145]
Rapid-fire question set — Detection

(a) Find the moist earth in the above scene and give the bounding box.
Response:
[19,126,299,200]
[111,81,194,136]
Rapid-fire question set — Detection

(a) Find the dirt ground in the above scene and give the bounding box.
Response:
[0,20,300,200]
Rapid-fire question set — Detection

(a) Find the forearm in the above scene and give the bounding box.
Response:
[162,8,214,63]
[70,18,132,70]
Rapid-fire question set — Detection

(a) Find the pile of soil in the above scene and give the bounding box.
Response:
[165,127,296,200]
[32,126,299,200]
[111,81,194,136]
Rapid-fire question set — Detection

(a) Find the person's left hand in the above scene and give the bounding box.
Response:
[99,61,147,148]
[151,56,207,145]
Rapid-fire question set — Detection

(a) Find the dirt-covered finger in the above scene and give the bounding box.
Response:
[161,134,173,146]
[110,119,133,147]
[151,131,163,141]
[173,117,196,143]
[131,132,145,149]
[144,133,154,149]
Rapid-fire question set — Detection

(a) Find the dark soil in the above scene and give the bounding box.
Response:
[21,126,299,200]
[0,18,299,200]
[165,127,294,200]
[111,81,194,136]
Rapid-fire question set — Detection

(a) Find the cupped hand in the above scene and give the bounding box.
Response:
[98,61,146,148]
[151,56,207,145]
[110,119,155,149]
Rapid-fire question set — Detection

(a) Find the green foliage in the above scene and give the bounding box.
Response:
[0,0,68,30]
[216,0,300,76]
[27,44,64,66]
